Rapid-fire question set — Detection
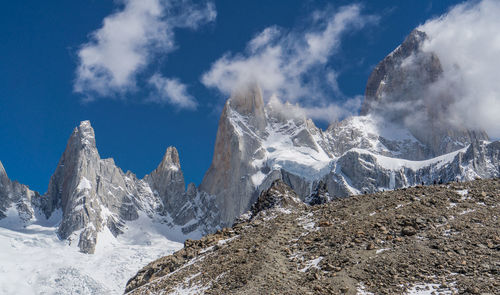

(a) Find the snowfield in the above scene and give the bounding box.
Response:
[0,210,183,295]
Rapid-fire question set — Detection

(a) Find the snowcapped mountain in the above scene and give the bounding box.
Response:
[199,30,499,227]
[0,28,498,294]
[0,122,218,293]
[199,81,499,227]
[0,120,219,255]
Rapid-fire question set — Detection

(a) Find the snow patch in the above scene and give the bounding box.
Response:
[0,212,183,295]
[299,256,323,272]
[405,282,456,294]
[77,177,92,191]
[351,146,467,171]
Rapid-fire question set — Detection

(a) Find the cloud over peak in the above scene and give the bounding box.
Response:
[74,0,215,109]
[418,0,500,138]
[202,4,377,122]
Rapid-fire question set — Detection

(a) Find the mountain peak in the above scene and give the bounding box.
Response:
[158,146,181,171]
[361,29,435,116]
[228,82,267,132]
[0,160,7,179]
[71,120,96,149]
[229,82,264,115]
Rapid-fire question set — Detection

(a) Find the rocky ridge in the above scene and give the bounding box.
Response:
[0,160,40,224]
[126,178,500,295]
[0,121,220,253]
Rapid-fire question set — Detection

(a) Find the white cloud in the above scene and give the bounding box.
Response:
[202,4,377,122]
[418,0,500,138]
[148,74,197,109]
[267,94,362,123]
[74,0,215,105]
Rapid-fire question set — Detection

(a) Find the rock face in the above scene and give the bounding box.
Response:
[199,84,269,226]
[126,178,500,295]
[42,121,162,253]
[144,147,185,214]
[0,161,40,224]
[197,88,499,228]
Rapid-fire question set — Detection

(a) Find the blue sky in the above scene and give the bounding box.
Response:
[0,1,478,192]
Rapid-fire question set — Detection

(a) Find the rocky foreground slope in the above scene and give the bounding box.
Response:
[126,178,500,294]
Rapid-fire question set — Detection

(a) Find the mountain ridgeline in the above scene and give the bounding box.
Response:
[0,30,499,253]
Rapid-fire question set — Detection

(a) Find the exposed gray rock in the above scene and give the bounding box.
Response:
[1,121,220,253]
[42,121,147,252]
[144,146,186,214]
[0,160,40,224]
[199,84,266,226]
[250,179,305,218]
[40,121,208,253]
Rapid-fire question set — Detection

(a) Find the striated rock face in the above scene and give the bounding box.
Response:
[1,121,221,254]
[37,121,219,253]
[43,121,158,253]
[200,84,332,226]
[199,84,268,226]
[362,30,441,116]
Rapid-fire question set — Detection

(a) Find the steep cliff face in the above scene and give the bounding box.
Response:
[42,121,158,253]
[199,84,332,226]
[35,121,220,253]
[199,84,266,226]
[0,121,220,253]
[144,147,185,214]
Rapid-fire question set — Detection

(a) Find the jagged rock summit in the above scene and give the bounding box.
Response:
[361,29,488,157]
[0,160,40,223]
[0,160,7,179]
[0,121,219,254]
[41,120,163,253]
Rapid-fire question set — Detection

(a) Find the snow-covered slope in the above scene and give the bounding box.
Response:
[0,209,182,295]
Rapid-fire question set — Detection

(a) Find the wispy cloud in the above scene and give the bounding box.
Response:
[148,74,197,109]
[202,4,377,122]
[418,0,500,138]
[74,0,215,109]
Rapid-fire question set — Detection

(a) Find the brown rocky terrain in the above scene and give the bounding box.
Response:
[126,178,499,294]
